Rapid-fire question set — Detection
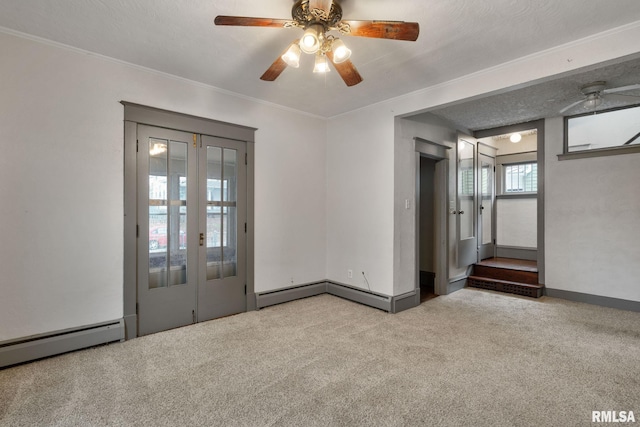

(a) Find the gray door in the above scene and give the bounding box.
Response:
[198,135,246,321]
[478,153,495,260]
[137,126,198,336]
[137,127,247,336]
[456,135,477,268]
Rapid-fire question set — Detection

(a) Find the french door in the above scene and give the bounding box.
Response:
[478,153,495,260]
[137,125,246,336]
[456,134,477,269]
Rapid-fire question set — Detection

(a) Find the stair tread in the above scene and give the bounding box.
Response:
[468,275,544,288]
[475,257,538,273]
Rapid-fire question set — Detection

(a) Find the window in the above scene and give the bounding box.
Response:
[562,103,640,159]
[504,162,537,193]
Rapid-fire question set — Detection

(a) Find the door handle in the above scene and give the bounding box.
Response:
[199,233,204,246]
[458,210,464,215]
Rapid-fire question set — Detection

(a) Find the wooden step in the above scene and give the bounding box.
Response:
[468,275,544,298]
[473,264,538,285]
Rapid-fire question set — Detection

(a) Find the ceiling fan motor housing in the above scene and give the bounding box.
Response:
[292,0,343,28]
[581,81,606,96]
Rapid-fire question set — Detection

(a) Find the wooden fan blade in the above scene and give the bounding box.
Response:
[340,20,419,41]
[260,57,287,82]
[327,51,363,87]
[214,16,291,28]
[260,42,299,82]
[309,0,332,15]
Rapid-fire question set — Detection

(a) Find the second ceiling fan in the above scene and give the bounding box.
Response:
[215,0,420,86]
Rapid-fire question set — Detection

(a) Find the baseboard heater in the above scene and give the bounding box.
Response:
[0,319,125,369]
[256,281,401,313]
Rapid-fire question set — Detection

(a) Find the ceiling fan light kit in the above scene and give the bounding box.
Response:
[214,0,419,86]
[559,80,640,114]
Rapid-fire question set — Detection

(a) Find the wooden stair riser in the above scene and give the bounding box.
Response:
[473,265,538,285]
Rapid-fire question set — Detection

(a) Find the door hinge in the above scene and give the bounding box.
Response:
[493,239,496,245]
[244,222,247,233]
[192,310,196,324]
[245,153,248,165]
[136,303,139,314]
[493,166,496,172]
[244,284,247,295]
[193,134,197,149]
[136,224,139,238]
[136,140,139,153]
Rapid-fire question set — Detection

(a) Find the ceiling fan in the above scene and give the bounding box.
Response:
[214,0,419,87]
[559,81,640,114]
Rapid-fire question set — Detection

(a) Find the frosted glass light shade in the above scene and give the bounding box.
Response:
[583,94,602,110]
[282,43,301,68]
[313,54,330,73]
[300,24,322,54]
[331,39,351,63]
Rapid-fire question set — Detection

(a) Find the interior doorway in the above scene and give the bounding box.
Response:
[473,119,545,285]
[415,137,450,301]
[419,156,437,301]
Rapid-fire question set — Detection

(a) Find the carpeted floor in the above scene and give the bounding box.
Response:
[1,288,639,426]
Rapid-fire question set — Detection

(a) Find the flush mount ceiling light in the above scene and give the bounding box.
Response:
[214,0,420,87]
[510,133,522,143]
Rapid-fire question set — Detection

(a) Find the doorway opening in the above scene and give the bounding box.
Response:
[419,156,437,302]
[414,136,450,302]
[471,119,546,291]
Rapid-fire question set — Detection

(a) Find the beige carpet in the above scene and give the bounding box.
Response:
[1,288,639,426]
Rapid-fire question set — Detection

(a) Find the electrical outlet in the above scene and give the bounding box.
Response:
[347,269,353,279]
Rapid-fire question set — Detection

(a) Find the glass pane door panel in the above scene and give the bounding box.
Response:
[148,139,188,289]
[481,161,493,245]
[458,140,475,240]
[206,147,222,280]
[205,146,238,280]
[222,148,237,277]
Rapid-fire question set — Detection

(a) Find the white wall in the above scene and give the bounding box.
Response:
[325,108,395,295]
[545,117,640,301]
[496,198,537,248]
[0,31,327,341]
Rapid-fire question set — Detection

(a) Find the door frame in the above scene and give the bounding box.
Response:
[414,137,451,296]
[123,102,256,340]
[473,119,545,284]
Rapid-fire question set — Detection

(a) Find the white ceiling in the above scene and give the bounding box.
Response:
[2,0,640,120]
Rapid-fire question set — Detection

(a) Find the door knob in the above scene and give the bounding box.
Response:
[458,210,464,215]
[199,233,204,246]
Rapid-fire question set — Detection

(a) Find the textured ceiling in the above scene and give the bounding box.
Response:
[1,1,640,119]
[423,55,640,131]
